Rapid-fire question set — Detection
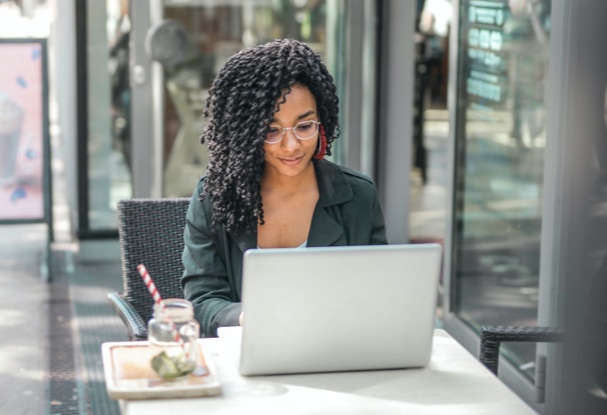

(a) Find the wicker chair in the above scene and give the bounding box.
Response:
[479,325,565,375]
[107,198,191,341]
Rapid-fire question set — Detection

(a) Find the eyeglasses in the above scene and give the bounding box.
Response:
[264,120,321,144]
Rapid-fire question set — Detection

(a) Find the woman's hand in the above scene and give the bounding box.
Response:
[239,312,244,326]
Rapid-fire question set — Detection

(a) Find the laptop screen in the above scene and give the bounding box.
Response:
[238,243,442,376]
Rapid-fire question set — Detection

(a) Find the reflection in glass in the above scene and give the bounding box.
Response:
[86,0,133,230]
[158,0,340,197]
[453,0,551,380]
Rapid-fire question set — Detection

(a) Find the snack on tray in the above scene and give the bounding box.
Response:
[151,350,196,380]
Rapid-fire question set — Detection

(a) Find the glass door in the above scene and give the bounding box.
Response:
[446,0,551,381]
[131,0,347,198]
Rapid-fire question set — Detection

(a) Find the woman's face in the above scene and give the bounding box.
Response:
[263,84,319,179]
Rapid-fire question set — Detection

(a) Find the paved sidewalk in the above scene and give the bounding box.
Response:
[0,223,128,415]
[0,224,49,415]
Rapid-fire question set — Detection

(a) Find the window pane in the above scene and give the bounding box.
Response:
[452,0,551,380]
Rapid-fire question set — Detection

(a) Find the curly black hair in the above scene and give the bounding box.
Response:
[199,38,340,236]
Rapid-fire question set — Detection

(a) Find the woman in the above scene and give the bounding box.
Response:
[181,39,387,337]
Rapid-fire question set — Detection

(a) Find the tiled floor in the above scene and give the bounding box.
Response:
[0,225,49,415]
[0,231,126,415]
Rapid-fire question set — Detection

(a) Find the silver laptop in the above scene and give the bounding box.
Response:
[237,243,442,376]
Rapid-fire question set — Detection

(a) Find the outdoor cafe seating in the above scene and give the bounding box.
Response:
[105,197,556,414]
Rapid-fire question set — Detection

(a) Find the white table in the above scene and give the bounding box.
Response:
[120,329,537,415]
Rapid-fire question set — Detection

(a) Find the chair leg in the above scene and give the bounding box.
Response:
[480,334,501,375]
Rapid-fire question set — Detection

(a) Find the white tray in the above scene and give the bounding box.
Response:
[101,340,221,400]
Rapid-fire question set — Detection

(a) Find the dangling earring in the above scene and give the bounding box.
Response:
[314,125,327,160]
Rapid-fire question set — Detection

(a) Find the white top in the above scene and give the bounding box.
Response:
[258,240,307,249]
[119,329,537,415]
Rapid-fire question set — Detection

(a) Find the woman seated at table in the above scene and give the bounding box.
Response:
[181,39,387,337]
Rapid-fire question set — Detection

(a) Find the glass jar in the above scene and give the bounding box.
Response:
[148,298,200,380]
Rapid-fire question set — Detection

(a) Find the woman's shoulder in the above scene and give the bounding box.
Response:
[188,176,212,213]
[339,164,375,186]
[186,176,218,232]
[189,176,206,201]
[317,159,376,187]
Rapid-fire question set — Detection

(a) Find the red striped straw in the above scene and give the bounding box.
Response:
[137,264,183,345]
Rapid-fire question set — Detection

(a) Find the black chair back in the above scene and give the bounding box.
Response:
[117,198,190,325]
